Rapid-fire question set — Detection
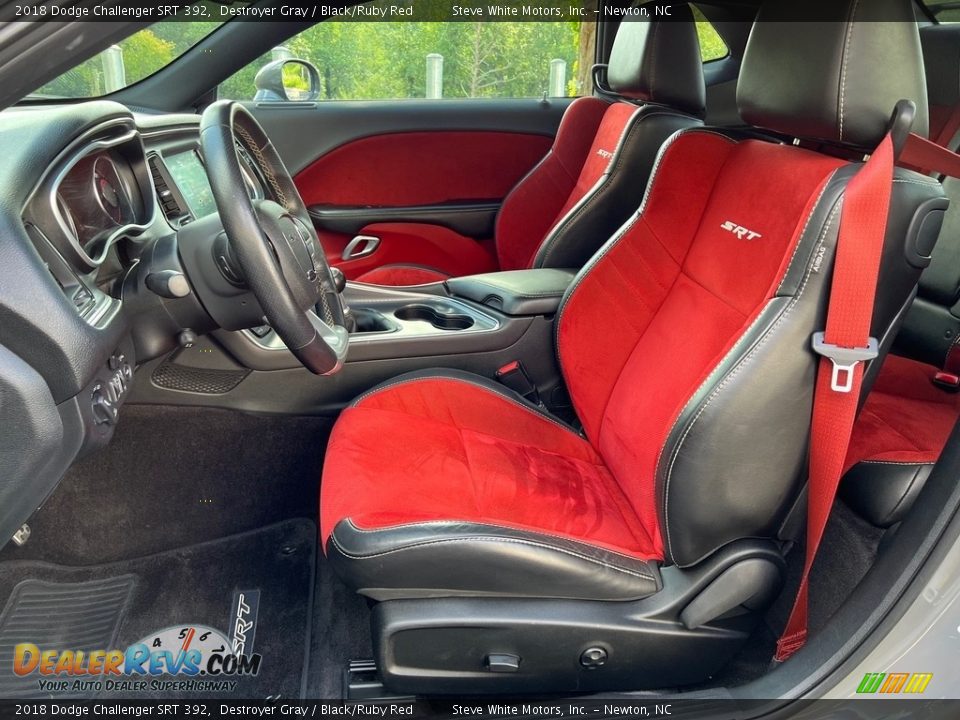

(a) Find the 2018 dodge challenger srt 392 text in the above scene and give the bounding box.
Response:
[2,0,960,716]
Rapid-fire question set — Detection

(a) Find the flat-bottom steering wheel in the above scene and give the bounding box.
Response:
[199,101,348,374]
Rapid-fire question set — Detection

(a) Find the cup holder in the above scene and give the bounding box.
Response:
[394,303,475,331]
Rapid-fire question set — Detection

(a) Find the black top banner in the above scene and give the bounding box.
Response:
[0,0,945,23]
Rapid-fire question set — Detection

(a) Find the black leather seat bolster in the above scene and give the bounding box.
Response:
[446,268,576,316]
[328,519,661,602]
[840,461,934,528]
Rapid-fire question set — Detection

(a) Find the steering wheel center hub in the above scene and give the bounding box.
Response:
[255,200,323,309]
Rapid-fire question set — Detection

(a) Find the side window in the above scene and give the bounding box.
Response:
[692,7,728,63]
[221,5,597,102]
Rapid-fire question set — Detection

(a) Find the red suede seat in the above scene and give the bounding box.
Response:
[846,355,960,472]
[841,355,960,526]
[320,375,659,559]
[321,128,867,589]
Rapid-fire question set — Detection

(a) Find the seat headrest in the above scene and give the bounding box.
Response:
[921,24,960,109]
[607,2,706,118]
[737,0,929,149]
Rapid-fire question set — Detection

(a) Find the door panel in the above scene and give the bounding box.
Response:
[321,223,499,281]
[294,130,553,208]
[247,99,569,279]
[249,99,570,174]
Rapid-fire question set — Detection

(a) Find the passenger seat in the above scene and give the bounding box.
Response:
[355,3,706,285]
[843,24,960,527]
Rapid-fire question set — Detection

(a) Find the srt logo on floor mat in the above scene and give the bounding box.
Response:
[721,220,762,241]
[230,589,261,658]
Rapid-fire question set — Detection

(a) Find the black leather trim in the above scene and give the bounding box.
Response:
[308,201,501,239]
[607,2,706,118]
[328,519,661,601]
[533,105,702,271]
[841,461,935,528]
[737,0,928,149]
[446,269,576,316]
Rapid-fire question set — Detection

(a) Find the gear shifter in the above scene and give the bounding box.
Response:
[330,266,347,294]
[328,266,356,332]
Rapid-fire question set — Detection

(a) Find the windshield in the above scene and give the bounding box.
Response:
[28,19,224,99]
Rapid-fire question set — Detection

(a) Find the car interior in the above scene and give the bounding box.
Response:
[3,0,960,704]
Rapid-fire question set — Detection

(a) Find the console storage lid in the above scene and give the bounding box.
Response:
[446,269,576,316]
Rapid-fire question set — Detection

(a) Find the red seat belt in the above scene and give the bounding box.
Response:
[934,105,960,150]
[774,134,894,662]
[776,130,960,662]
[901,131,960,179]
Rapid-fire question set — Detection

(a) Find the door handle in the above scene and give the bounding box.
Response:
[342,235,381,260]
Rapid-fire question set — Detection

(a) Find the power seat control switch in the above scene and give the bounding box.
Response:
[580,647,608,669]
[485,653,520,673]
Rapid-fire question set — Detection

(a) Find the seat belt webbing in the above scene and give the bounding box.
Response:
[774,134,894,661]
[776,130,960,661]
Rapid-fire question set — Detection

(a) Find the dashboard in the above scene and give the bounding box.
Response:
[0,101,269,552]
[149,136,266,229]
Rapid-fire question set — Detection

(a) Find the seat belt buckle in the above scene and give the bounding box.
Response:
[811,332,879,393]
[496,361,541,405]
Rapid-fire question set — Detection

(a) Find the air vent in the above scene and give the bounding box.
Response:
[148,154,191,224]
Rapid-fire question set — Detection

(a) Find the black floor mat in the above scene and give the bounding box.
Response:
[0,576,135,699]
[0,520,315,700]
[307,555,372,698]
[0,405,332,566]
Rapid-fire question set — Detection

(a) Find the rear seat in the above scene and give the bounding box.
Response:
[842,24,960,527]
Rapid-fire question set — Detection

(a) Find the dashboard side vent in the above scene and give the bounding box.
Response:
[148,153,190,224]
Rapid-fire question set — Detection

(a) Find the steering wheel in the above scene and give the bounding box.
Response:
[199,101,348,375]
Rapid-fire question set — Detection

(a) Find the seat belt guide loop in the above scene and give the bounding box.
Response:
[811,332,879,393]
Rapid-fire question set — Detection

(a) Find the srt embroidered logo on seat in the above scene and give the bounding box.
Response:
[596,148,614,160]
[721,220,762,241]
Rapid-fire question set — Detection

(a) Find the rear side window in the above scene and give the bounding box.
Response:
[221,3,598,102]
[693,7,729,62]
[925,0,960,22]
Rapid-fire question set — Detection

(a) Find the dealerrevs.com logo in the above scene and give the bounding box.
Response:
[12,624,262,694]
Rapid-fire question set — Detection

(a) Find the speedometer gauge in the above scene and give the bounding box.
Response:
[31,119,154,273]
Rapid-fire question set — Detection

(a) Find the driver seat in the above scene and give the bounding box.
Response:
[320,0,941,693]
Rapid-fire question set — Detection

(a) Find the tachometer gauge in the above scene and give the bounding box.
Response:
[93,155,133,225]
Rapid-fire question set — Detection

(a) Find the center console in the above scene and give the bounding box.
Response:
[217,268,576,371]
[135,268,577,416]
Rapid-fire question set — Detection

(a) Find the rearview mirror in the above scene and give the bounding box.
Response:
[253,59,321,103]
